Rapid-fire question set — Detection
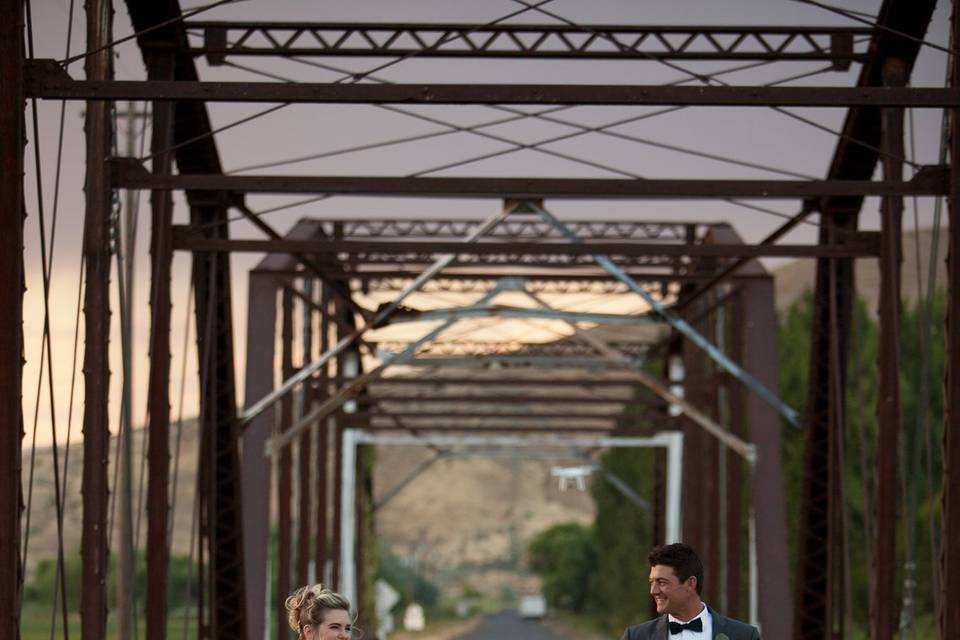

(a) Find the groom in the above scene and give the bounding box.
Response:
[619,543,760,640]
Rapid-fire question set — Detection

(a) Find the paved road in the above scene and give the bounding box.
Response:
[453,610,565,640]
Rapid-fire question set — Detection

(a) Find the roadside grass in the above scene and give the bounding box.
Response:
[20,602,198,640]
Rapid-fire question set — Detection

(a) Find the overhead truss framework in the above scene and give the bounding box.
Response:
[7,2,956,640]
[186,22,871,64]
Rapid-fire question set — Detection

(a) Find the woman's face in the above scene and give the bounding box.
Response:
[304,609,353,640]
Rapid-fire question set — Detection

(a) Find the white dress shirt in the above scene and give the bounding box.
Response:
[668,603,713,639]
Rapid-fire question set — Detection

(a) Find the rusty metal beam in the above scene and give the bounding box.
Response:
[356,395,648,404]
[277,289,293,640]
[343,411,621,421]
[80,0,114,637]
[170,233,883,258]
[144,50,176,640]
[241,273,276,639]
[111,161,948,198]
[356,424,621,433]
[297,280,313,586]
[193,200,246,639]
[361,376,641,387]
[284,218,701,241]
[25,64,959,107]
[742,276,792,638]
[942,4,960,638]
[315,286,331,583]
[870,57,906,640]
[186,22,870,63]
[796,2,937,638]
[0,0,24,632]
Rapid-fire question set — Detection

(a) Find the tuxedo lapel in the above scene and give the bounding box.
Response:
[709,607,730,639]
[654,615,670,640]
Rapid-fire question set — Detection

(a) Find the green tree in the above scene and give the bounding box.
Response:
[777,288,944,635]
[527,522,596,613]
[377,542,439,608]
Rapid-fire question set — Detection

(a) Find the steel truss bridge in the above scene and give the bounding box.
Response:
[1,1,958,640]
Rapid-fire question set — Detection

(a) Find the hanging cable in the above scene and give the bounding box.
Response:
[22,3,71,637]
[228,57,820,181]
[57,0,248,66]
[139,0,558,163]
[510,0,924,170]
[168,281,195,548]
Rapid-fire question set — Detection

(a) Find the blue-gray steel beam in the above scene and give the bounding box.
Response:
[533,203,799,425]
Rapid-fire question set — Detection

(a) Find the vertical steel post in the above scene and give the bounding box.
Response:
[298,280,314,585]
[681,322,706,560]
[796,216,855,640]
[315,286,331,583]
[742,277,792,640]
[871,57,906,640]
[80,0,114,638]
[277,288,294,640]
[942,3,960,637]
[242,273,277,640]
[0,0,24,632]
[144,51,175,640]
[726,291,746,620]
[330,306,345,589]
[192,201,245,639]
[701,302,720,606]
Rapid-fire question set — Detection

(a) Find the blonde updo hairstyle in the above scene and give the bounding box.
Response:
[285,584,352,637]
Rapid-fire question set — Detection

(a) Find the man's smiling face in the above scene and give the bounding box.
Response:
[648,563,698,619]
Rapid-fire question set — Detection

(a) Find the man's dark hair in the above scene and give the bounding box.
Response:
[648,543,704,595]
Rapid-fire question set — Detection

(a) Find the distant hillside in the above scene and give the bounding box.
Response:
[773,227,948,313]
[22,421,200,576]
[22,419,595,597]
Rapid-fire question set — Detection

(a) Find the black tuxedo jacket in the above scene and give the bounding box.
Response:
[619,606,760,640]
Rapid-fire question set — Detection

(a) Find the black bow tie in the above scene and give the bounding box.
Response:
[669,618,703,634]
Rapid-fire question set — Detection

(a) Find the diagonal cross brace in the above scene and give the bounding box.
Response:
[264,283,511,455]
[530,202,799,427]
[239,206,512,428]
[521,288,756,461]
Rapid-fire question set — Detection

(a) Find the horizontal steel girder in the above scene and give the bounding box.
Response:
[26,61,958,106]
[112,160,947,198]
[343,411,622,421]
[171,230,881,258]
[185,22,869,63]
[278,218,700,241]
[358,376,642,387]
[355,424,622,433]
[356,394,649,404]
[251,269,759,284]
